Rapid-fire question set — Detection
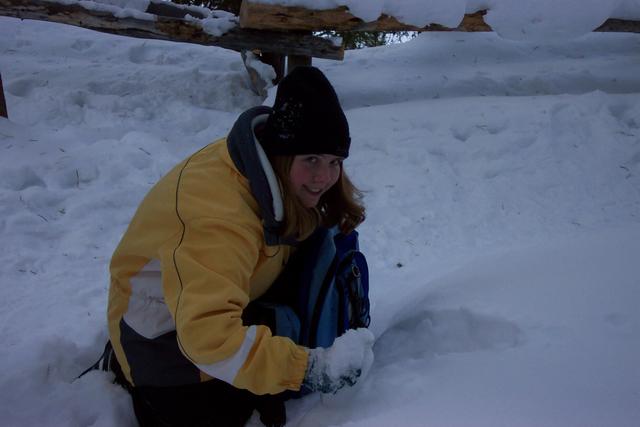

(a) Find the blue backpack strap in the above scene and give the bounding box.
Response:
[332,230,370,334]
[246,226,370,350]
[297,227,337,346]
[306,227,371,348]
[243,226,370,402]
[343,250,370,329]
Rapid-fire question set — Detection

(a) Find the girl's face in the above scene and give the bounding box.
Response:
[289,154,343,208]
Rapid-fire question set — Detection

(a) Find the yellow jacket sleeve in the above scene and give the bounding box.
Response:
[159,152,308,395]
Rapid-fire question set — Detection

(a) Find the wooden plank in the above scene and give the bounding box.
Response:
[0,0,344,60]
[239,1,491,32]
[261,52,286,82]
[240,1,640,34]
[287,54,312,74]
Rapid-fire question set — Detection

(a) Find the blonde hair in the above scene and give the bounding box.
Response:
[269,155,365,241]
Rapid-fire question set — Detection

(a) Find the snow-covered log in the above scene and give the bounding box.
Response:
[240,0,484,31]
[0,0,344,60]
[239,1,640,33]
[240,1,491,32]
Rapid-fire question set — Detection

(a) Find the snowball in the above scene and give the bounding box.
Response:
[325,328,375,381]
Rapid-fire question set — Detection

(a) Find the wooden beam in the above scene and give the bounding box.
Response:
[261,52,286,83]
[240,1,491,32]
[287,54,312,74]
[240,1,640,34]
[0,0,344,60]
[451,11,492,32]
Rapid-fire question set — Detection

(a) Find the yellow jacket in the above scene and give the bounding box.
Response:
[108,109,308,395]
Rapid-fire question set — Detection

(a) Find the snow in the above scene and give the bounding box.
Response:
[614,0,640,19]
[62,0,157,21]
[186,10,238,37]
[52,0,238,35]
[243,51,277,94]
[1,11,640,427]
[306,328,375,393]
[324,329,375,384]
[38,0,640,40]
[483,0,618,42]
[256,0,640,40]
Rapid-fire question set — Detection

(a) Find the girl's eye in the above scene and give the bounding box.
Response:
[330,159,343,167]
[305,156,319,164]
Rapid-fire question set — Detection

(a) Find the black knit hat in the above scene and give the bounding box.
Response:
[260,66,350,158]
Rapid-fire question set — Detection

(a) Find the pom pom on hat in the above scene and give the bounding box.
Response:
[260,66,350,158]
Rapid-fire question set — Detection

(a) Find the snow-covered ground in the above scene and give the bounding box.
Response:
[1,14,640,427]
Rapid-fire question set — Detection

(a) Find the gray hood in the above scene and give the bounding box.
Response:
[227,106,288,246]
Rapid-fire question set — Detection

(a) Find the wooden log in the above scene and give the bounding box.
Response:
[452,11,492,32]
[0,0,344,60]
[0,73,7,119]
[240,1,492,32]
[261,52,286,83]
[287,54,312,74]
[240,1,640,34]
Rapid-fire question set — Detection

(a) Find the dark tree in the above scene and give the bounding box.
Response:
[171,0,242,14]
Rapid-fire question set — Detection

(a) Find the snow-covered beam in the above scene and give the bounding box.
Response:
[0,0,344,60]
[239,1,640,34]
[239,2,491,32]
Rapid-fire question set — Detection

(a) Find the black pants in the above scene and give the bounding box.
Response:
[130,379,254,427]
[112,356,286,427]
[110,303,288,427]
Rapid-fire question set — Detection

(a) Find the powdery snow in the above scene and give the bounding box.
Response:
[323,329,375,383]
[59,0,157,21]
[185,9,238,37]
[1,12,640,427]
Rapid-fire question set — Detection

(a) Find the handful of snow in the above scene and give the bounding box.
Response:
[325,328,375,380]
[304,328,375,394]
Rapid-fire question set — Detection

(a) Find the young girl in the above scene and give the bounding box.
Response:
[107,66,374,426]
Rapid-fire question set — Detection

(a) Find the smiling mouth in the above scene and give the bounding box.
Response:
[304,186,323,196]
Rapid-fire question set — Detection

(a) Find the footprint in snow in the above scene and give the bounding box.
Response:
[374,308,523,366]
